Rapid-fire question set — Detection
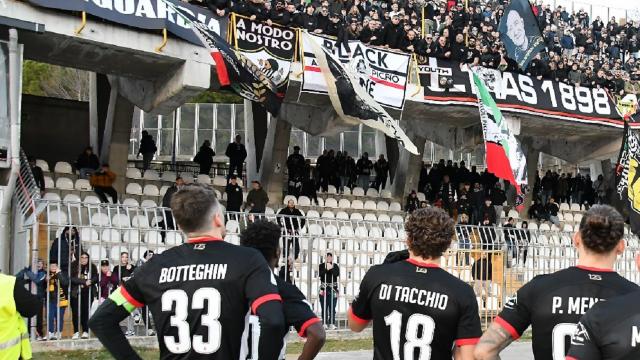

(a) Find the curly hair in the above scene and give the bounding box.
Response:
[240,220,282,264]
[404,207,455,259]
[171,184,220,233]
[578,205,625,254]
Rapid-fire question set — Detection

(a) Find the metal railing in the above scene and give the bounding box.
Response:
[23,201,640,340]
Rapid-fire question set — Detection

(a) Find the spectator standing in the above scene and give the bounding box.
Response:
[138,130,157,171]
[301,173,319,206]
[490,183,507,220]
[594,174,607,204]
[339,153,356,193]
[278,257,294,285]
[319,253,339,330]
[159,177,184,242]
[471,182,485,225]
[405,190,420,213]
[75,146,100,179]
[355,152,373,192]
[28,157,45,195]
[277,200,305,260]
[69,252,98,340]
[246,180,269,213]
[90,164,117,204]
[225,175,244,213]
[16,260,47,340]
[194,140,215,175]
[225,135,247,179]
[46,261,69,340]
[98,260,117,300]
[49,226,81,273]
[457,183,472,217]
[480,198,497,225]
[287,146,305,197]
[438,175,456,216]
[112,252,135,285]
[373,154,389,191]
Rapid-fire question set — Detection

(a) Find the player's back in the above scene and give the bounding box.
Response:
[350,259,481,360]
[568,290,640,360]
[496,266,638,360]
[122,239,279,359]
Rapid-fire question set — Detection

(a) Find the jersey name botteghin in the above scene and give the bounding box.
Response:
[158,264,227,283]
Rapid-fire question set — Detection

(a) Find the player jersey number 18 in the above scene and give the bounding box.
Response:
[384,310,436,360]
[162,288,222,354]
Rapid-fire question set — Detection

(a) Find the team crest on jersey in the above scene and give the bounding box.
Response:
[194,244,206,250]
[415,267,428,274]
[504,294,518,309]
[588,274,603,281]
[570,322,590,345]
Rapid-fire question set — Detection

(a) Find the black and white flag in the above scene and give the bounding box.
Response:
[303,31,418,155]
[498,0,545,69]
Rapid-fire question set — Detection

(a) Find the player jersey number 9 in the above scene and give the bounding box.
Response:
[162,288,222,354]
[384,310,435,360]
[552,323,577,360]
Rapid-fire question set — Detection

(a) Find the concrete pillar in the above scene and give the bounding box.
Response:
[391,134,426,198]
[589,160,603,178]
[522,137,540,217]
[102,90,134,195]
[89,72,99,152]
[600,159,614,204]
[258,115,292,206]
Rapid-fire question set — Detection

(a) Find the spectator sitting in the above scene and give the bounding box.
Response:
[246,180,269,213]
[194,140,215,175]
[225,175,244,213]
[545,197,560,225]
[137,130,157,171]
[528,198,547,222]
[28,156,45,194]
[90,164,117,204]
[405,190,420,213]
[75,146,100,179]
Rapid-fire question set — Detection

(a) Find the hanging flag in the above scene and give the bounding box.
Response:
[303,31,419,155]
[498,0,545,70]
[615,118,640,234]
[471,72,528,208]
[163,0,281,115]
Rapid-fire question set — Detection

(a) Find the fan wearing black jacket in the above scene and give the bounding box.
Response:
[269,0,291,26]
[381,12,404,49]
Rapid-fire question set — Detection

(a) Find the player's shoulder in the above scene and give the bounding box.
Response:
[277,278,306,302]
[589,290,640,318]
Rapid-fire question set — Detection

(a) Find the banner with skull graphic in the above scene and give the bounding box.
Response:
[232,15,298,98]
[301,33,411,110]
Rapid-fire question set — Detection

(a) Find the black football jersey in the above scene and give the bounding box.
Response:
[567,291,640,360]
[121,238,281,360]
[496,266,638,360]
[350,259,482,360]
[241,276,321,359]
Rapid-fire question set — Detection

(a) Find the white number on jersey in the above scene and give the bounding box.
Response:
[552,322,577,360]
[161,288,222,354]
[384,310,436,360]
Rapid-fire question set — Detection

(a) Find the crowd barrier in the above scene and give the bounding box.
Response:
[28,201,640,340]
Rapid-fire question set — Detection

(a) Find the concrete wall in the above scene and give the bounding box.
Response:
[21,94,89,167]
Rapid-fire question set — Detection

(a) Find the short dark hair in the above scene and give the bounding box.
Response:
[579,205,625,254]
[171,184,221,233]
[404,207,455,259]
[120,251,128,256]
[240,220,281,263]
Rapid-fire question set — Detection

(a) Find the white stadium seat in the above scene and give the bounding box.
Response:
[126,183,143,195]
[564,213,574,222]
[91,213,110,227]
[62,194,81,203]
[378,214,391,222]
[559,203,570,211]
[132,215,150,228]
[380,190,392,199]
[88,245,107,260]
[351,200,364,210]
[47,210,67,225]
[507,210,520,219]
[75,179,92,191]
[283,195,297,205]
[417,192,426,201]
[36,159,50,172]
[325,198,338,208]
[364,213,377,222]
[161,171,177,182]
[336,211,349,220]
[570,203,581,212]
[376,201,389,211]
[366,188,378,197]
[306,210,320,218]
[131,246,149,261]
[145,231,162,245]
[389,202,402,212]
[352,187,365,196]
[165,232,184,246]
[212,176,227,187]
[143,170,160,181]
[101,229,121,242]
[141,199,157,208]
[44,176,54,189]
[80,228,99,242]
[355,226,368,238]
[364,200,377,210]
[55,177,74,190]
[54,161,73,174]
[350,212,364,221]
[298,196,311,206]
[327,185,338,194]
[110,247,128,261]
[126,168,142,179]
[123,230,141,243]
[338,199,351,209]
[160,185,170,197]
[574,214,583,223]
[143,184,160,196]
[321,210,335,219]
[391,215,404,223]
[43,192,61,201]
[83,195,101,204]
[197,174,212,184]
[122,198,139,207]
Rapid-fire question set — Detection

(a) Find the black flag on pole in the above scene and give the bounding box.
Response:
[616,116,640,234]
[165,0,282,115]
[498,0,545,70]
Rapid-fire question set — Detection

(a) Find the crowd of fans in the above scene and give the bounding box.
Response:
[184,0,640,94]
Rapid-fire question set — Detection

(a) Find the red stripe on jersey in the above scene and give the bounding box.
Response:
[566,357,578,360]
[455,338,480,346]
[298,317,321,338]
[494,316,521,340]
[406,258,441,268]
[575,265,614,272]
[120,286,144,308]
[251,293,282,314]
[347,307,370,325]
[188,237,223,243]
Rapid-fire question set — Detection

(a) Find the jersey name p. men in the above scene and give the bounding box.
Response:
[350,259,482,360]
[496,266,638,360]
[567,290,640,360]
[119,238,281,359]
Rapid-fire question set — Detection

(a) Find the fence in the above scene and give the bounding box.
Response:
[27,202,640,340]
